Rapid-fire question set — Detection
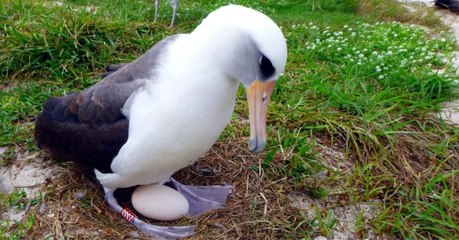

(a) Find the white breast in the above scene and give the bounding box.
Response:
[109,50,239,188]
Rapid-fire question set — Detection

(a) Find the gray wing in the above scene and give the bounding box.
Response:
[69,34,181,124]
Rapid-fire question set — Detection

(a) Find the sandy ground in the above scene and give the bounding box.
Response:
[0,149,58,227]
[399,0,459,125]
[429,2,459,125]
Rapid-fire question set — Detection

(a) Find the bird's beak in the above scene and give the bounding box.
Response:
[247,80,275,153]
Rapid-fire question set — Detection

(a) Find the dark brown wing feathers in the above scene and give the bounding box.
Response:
[35,35,180,173]
[35,98,128,173]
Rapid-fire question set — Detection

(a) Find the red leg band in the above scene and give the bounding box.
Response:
[121,208,137,223]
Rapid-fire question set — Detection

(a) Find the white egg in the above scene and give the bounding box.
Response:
[131,184,189,221]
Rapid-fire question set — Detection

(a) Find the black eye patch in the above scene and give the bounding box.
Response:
[259,55,275,79]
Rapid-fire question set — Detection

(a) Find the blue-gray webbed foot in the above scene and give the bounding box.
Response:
[167,177,233,216]
[103,188,194,239]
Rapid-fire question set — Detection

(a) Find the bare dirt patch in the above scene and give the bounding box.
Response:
[0,150,55,198]
[400,0,459,124]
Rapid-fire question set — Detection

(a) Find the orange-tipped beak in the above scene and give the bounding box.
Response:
[247,80,275,153]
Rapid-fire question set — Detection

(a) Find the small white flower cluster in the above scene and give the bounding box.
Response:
[297,21,455,80]
[210,0,276,14]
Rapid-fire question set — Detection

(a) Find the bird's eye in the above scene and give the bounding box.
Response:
[259,55,275,79]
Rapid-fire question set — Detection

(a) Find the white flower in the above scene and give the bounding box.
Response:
[306,43,316,50]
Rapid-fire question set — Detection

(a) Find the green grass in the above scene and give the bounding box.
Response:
[1,0,458,239]
[0,191,40,239]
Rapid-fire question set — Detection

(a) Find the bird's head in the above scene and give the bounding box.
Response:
[196,5,287,153]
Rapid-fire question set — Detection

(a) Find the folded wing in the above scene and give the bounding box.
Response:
[35,35,180,173]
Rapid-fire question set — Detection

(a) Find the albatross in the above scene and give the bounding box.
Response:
[35,4,287,239]
[154,0,179,27]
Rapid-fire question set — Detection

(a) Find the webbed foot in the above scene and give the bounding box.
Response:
[132,218,194,239]
[103,187,194,239]
[168,177,233,216]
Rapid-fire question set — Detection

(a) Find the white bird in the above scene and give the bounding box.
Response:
[35,5,287,239]
[154,0,179,27]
